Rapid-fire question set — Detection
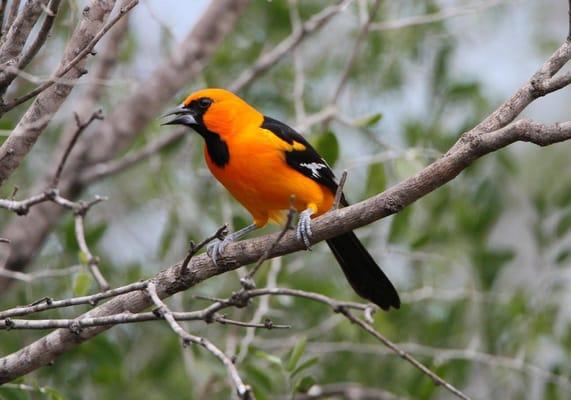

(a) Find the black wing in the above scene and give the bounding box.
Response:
[261,115,341,198]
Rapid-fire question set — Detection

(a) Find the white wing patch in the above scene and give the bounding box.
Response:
[300,162,327,178]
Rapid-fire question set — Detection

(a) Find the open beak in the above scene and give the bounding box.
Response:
[161,104,197,126]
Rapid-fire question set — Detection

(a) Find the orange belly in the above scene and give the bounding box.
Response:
[204,133,334,227]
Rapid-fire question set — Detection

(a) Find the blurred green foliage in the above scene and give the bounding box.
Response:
[1,1,571,399]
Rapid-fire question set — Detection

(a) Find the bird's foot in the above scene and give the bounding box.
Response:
[206,223,259,266]
[207,234,234,266]
[296,208,313,250]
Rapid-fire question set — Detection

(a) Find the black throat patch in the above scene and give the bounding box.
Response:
[191,124,230,168]
[184,98,230,168]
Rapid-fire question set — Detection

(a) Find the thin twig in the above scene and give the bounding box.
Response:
[0,281,148,319]
[74,200,109,291]
[52,110,103,187]
[0,310,290,331]
[0,265,81,284]
[236,257,282,363]
[240,199,296,288]
[337,308,471,400]
[1,0,20,39]
[289,0,306,125]
[79,128,185,184]
[330,0,381,103]
[16,0,62,71]
[230,0,352,92]
[180,225,229,275]
[333,170,348,209]
[370,0,508,31]
[147,282,254,400]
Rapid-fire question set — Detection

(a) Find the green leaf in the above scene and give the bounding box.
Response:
[73,271,92,296]
[78,251,89,266]
[555,213,571,238]
[314,130,339,166]
[556,184,571,207]
[286,336,307,372]
[388,206,413,243]
[245,363,274,392]
[291,356,319,378]
[158,210,179,260]
[555,249,571,265]
[254,350,283,368]
[365,162,386,197]
[355,112,383,128]
[85,222,108,247]
[295,375,316,393]
[394,157,424,181]
[45,387,66,400]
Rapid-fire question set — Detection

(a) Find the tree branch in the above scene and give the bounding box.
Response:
[0,0,62,89]
[78,129,186,185]
[230,0,352,92]
[0,0,139,113]
[147,282,254,400]
[16,0,62,70]
[1,31,570,383]
[0,0,250,291]
[0,0,123,187]
[0,0,48,70]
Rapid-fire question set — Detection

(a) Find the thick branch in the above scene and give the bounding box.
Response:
[1,116,570,383]
[17,0,62,70]
[0,0,62,89]
[0,0,48,67]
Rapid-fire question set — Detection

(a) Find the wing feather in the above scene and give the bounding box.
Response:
[260,116,340,197]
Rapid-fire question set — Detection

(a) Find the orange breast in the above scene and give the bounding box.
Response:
[204,127,334,227]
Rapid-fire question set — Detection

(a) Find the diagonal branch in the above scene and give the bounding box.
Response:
[230,0,352,92]
[1,29,571,382]
[1,0,139,113]
[0,0,62,89]
[337,308,470,399]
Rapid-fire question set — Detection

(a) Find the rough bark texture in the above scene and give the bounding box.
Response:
[0,0,117,186]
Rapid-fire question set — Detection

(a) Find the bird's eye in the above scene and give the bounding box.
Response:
[198,97,212,109]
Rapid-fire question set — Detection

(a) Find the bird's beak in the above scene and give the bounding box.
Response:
[161,104,197,126]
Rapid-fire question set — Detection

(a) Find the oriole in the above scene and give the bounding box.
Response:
[163,88,400,310]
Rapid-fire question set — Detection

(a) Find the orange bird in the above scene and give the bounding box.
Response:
[163,88,400,310]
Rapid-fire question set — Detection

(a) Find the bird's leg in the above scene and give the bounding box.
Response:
[296,205,316,249]
[207,223,258,265]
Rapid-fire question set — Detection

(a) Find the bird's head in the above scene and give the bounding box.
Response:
[162,88,262,138]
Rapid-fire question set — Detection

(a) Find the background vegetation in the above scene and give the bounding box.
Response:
[1,1,570,399]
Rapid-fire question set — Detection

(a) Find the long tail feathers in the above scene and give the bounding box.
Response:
[326,231,400,311]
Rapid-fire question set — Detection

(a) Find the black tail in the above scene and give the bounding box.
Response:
[326,231,400,311]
